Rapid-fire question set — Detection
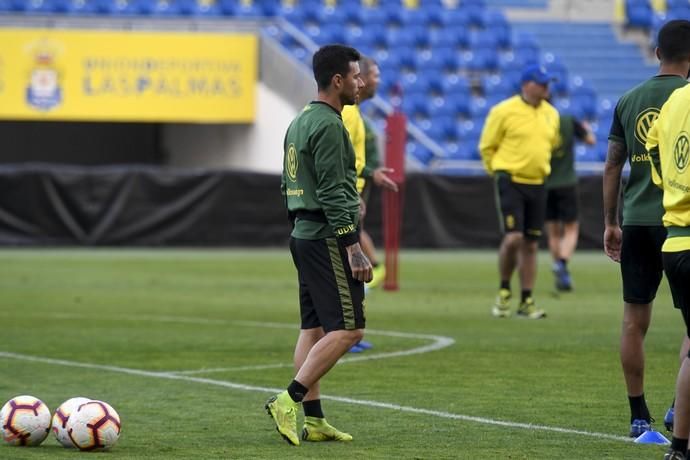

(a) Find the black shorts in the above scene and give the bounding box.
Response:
[545,185,578,222]
[289,236,366,332]
[494,173,546,240]
[662,250,690,338]
[620,226,667,304]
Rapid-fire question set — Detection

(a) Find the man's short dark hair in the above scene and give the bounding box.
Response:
[657,19,690,62]
[312,44,361,91]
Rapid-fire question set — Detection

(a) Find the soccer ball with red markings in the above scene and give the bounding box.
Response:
[0,395,51,446]
[51,397,90,447]
[66,400,121,451]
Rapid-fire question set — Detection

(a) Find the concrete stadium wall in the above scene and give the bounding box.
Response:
[161,82,298,173]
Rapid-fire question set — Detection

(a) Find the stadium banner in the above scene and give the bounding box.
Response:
[0,28,257,123]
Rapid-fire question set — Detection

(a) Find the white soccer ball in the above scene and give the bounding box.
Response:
[66,400,121,451]
[0,395,51,446]
[51,397,91,447]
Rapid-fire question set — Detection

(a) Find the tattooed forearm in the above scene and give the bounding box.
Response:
[602,141,626,227]
[605,140,627,167]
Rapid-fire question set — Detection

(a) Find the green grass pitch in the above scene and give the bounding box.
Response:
[0,249,684,459]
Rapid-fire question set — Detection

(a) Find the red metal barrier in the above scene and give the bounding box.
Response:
[383,111,406,291]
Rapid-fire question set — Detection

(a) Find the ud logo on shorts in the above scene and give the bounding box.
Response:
[286,143,298,182]
[634,108,660,145]
[674,132,690,173]
[506,214,515,230]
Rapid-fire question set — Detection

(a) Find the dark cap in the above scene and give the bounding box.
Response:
[520,64,552,85]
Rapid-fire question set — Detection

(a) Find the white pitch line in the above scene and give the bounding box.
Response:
[37,313,456,376]
[0,351,632,444]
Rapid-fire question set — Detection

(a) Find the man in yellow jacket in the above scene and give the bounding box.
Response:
[647,82,690,460]
[479,64,560,319]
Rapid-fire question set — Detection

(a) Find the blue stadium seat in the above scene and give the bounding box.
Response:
[94,0,139,15]
[441,74,471,96]
[341,2,364,27]
[461,118,483,139]
[447,140,479,160]
[360,6,386,28]
[418,71,444,97]
[396,47,418,73]
[438,7,470,29]
[408,142,435,165]
[361,27,389,50]
[384,6,409,29]
[543,54,568,94]
[386,29,416,49]
[425,5,447,29]
[666,0,689,9]
[469,30,499,51]
[668,4,690,17]
[625,0,653,27]
[481,74,517,97]
[597,97,615,120]
[178,0,220,16]
[259,0,280,16]
[428,47,461,74]
[279,3,305,23]
[465,49,498,71]
[404,77,432,97]
[318,25,347,45]
[469,96,491,118]
[570,81,598,119]
[429,28,471,50]
[437,93,472,119]
[462,3,488,27]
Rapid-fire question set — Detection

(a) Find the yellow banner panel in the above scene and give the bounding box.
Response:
[0,29,257,123]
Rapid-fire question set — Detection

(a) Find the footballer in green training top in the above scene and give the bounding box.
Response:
[603,19,690,438]
[269,44,370,447]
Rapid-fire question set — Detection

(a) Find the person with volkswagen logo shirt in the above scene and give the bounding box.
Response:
[603,19,690,439]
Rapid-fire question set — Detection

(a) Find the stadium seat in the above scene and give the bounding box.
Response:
[481,74,517,97]
[425,5,447,29]
[429,28,471,50]
[360,6,386,27]
[396,47,418,73]
[318,25,347,45]
[438,8,470,29]
[408,141,435,165]
[178,0,220,16]
[463,3,487,27]
[402,92,430,115]
[434,92,472,119]
[341,2,364,27]
[469,96,491,118]
[361,27,389,50]
[625,0,653,27]
[383,5,409,29]
[404,76,432,97]
[464,49,498,72]
[469,29,499,52]
[542,54,569,95]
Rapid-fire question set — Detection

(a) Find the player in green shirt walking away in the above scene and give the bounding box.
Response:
[267,44,370,446]
[603,19,690,438]
[545,115,595,292]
